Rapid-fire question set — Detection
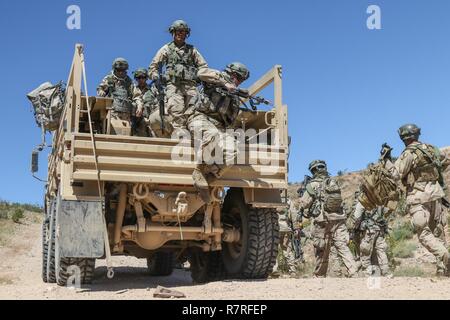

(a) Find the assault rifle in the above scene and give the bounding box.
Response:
[216,87,271,111]
[287,211,305,261]
[154,63,166,134]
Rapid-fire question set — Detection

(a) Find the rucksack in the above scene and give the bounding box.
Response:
[306,177,343,215]
[27,81,65,132]
[358,162,399,211]
[320,177,344,213]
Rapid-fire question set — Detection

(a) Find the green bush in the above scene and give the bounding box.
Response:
[11,208,24,223]
[392,241,416,258]
[390,221,414,242]
[393,266,425,277]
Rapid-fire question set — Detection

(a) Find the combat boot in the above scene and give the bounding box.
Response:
[192,166,211,204]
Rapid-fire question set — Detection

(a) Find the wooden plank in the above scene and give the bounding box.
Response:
[72,170,287,189]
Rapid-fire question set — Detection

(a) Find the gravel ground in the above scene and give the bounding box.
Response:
[1,219,450,300]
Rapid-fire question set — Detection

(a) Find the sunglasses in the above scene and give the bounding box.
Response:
[136,76,147,80]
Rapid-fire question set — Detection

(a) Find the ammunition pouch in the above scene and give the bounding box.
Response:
[165,64,198,84]
[111,87,133,113]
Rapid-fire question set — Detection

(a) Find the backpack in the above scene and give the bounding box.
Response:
[306,177,343,216]
[320,177,344,213]
[358,162,399,211]
[27,81,65,131]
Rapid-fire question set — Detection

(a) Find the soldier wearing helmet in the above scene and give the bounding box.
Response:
[97,58,140,135]
[131,68,151,136]
[186,62,250,204]
[382,124,450,276]
[148,20,208,133]
[296,160,358,278]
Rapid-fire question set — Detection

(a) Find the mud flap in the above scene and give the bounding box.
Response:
[56,200,105,258]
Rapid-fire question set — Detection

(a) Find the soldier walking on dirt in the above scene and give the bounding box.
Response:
[273,199,304,276]
[382,124,450,276]
[97,58,139,136]
[297,160,358,278]
[148,20,208,133]
[349,202,391,276]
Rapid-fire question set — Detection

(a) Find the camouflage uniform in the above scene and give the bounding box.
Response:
[187,65,248,203]
[273,201,303,274]
[132,84,151,137]
[97,59,138,136]
[148,41,207,131]
[298,161,358,277]
[385,139,450,274]
[350,202,390,276]
[142,84,174,138]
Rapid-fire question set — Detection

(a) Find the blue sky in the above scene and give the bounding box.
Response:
[1,0,449,204]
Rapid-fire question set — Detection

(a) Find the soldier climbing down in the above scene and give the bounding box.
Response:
[148,20,208,133]
[97,58,140,136]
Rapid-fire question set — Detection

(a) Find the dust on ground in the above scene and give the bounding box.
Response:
[0,215,450,300]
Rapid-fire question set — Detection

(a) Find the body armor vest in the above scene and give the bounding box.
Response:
[405,143,440,185]
[202,82,241,126]
[106,75,133,113]
[165,42,198,84]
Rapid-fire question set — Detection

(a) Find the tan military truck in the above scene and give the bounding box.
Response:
[37,44,289,286]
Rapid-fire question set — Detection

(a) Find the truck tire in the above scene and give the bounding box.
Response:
[46,201,57,283]
[42,220,49,283]
[222,188,280,279]
[189,250,226,284]
[57,258,96,286]
[146,252,174,276]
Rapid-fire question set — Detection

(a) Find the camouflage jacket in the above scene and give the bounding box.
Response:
[97,72,134,99]
[132,84,151,113]
[385,141,449,205]
[148,42,208,84]
[350,202,388,233]
[298,174,345,223]
[279,201,301,233]
[195,68,241,126]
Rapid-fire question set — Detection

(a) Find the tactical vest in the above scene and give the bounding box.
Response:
[106,75,133,113]
[306,176,345,219]
[405,143,440,185]
[201,81,241,126]
[142,84,160,118]
[165,42,198,84]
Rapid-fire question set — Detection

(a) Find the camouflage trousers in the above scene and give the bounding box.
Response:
[273,232,298,274]
[110,111,131,136]
[360,230,390,276]
[187,112,238,175]
[312,220,358,277]
[165,83,198,130]
[409,199,449,274]
[146,110,174,138]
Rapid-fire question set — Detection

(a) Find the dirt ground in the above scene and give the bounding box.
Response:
[1,217,450,300]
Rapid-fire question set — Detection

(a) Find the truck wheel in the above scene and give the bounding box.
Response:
[146,252,174,276]
[189,250,226,284]
[46,201,57,283]
[222,188,280,279]
[42,220,49,283]
[57,258,96,286]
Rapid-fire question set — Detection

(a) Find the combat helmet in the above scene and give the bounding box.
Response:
[225,62,250,82]
[168,20,191,37]
[308,160,327,173]
[398,123,421,142]
[133,68,148,79]
[112,58,129,71]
